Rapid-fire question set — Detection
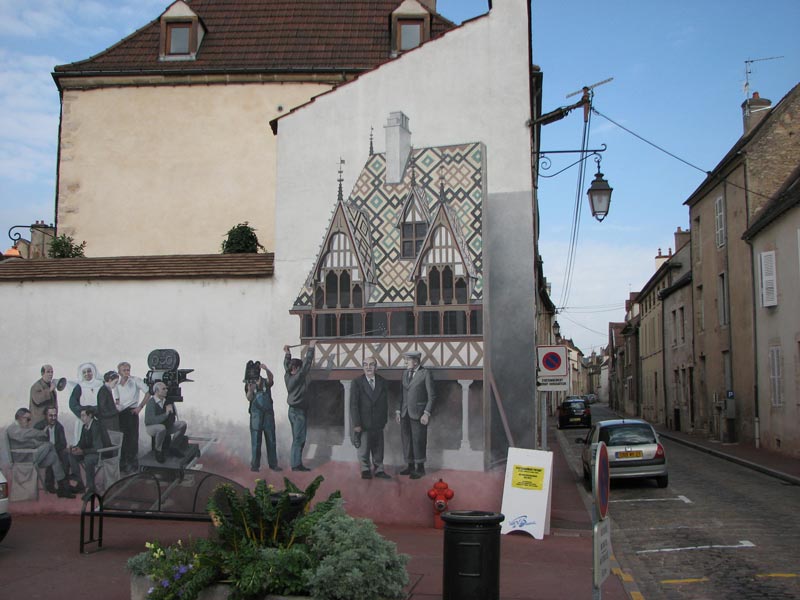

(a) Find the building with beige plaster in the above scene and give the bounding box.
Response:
[686,84,800,444]
[52,0,455,257]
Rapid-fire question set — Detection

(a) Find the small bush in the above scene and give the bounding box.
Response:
[48,234,86,258]
[221,222,264,254]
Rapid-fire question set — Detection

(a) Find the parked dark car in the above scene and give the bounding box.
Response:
[557,397,591,429]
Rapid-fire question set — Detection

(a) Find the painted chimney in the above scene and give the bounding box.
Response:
[384,112,412,184]
[674,226,691,252]
[741,91,771,135]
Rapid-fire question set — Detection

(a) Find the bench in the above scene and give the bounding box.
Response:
[80,469,246,553]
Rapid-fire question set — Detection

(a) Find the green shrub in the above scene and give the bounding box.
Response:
[126,477,407,600]
[48,234,86,258]
[307,513,409,600]
[221,222,264,254]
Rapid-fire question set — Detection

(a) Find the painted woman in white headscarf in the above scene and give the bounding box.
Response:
[69,362,103,418]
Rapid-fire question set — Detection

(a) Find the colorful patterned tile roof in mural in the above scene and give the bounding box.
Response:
[294,141,484,308]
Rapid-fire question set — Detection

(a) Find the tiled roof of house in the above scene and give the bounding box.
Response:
[0,254,273,281]
[53,0,455,75]
[294,142,485,308]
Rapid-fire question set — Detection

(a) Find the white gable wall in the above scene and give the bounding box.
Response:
[272,0,534,351]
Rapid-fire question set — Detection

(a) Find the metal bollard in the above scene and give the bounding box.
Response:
[441,510,505,600]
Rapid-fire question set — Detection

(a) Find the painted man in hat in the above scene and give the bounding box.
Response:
[396,350,435,479]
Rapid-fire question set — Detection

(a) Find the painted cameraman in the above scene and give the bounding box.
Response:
[245,360,281,472]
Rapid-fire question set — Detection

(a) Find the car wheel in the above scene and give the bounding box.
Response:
[656,475,668,488]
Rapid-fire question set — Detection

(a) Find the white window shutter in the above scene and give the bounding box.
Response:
[768,346,783,406]
[760,251,778,307]
[714,196,726,248]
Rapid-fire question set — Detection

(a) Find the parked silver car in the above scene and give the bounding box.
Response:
[577,419,668,488]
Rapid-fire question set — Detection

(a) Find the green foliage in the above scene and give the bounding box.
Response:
[221,222,264,254]
[48,233,86,258]
[306,513,409,600]
[127,476,406,600]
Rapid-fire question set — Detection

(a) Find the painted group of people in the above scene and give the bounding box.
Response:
[8,362,188,501]
[251,344,435,480]
[352,350,435,480]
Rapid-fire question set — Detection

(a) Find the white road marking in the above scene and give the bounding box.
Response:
[610,495,692,504]
[637,540,755,554]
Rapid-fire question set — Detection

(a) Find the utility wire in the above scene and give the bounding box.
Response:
[592,107,776,201]
[558,97,593,310]
[558,311,609,337]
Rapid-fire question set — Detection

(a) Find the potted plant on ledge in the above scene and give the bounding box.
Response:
[128,476,408,600]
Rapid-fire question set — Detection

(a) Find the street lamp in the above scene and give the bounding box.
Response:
[586,158,613,222]
[552,320,561,339]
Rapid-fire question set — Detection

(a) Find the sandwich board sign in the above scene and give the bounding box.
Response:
[500,447,553,539]
[537,345,568,391]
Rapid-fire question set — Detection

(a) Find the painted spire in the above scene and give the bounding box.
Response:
[337,157,345,202]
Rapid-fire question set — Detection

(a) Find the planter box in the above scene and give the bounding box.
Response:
[131,574,312,600]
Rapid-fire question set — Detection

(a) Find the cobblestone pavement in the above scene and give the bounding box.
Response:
[559,413,800,600]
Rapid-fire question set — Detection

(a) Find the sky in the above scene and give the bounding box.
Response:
[1,0,798,353]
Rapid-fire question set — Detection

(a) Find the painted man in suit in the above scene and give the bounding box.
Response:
[29,364,58,425]
[69,405,112,501]
[396,350,435,479]
[34,406,84,493]
[350,357,391,480]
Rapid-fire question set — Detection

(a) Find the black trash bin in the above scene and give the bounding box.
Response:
[441,510,505,600]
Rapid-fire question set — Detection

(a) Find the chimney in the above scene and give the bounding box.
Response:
[384,112,411,184]
[655,248,669,270]
[30,221,55,259]
[674,226,690,252]
[742,91,771,135]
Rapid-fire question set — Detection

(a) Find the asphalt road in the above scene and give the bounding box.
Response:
[558,404,800,600]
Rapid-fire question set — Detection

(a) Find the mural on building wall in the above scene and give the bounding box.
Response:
[288,112,489,477]
[2,114,495,512]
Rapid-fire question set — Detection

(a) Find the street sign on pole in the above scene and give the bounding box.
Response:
[536,345,568,391]
[594,442,610,520]
[593,519,611,588]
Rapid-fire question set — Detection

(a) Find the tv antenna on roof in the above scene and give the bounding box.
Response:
[565,77,614,99]
[744,56,783,98]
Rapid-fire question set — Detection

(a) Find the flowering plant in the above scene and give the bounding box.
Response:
[128,476,408,600]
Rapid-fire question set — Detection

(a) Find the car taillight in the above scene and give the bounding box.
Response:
[585,408,591,416]
[655,443,665,458]
[0,482,7,499]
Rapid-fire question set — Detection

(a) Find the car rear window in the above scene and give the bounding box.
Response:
[600,424,656,446]
[564,401,586,409]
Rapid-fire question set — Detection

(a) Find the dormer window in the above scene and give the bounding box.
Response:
[166,22,192,55]
[398,18,424,51]
[391,1,431,55]
[159,1,205,61]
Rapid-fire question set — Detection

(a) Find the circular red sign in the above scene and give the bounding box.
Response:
[542,352,562,371]
[595,442,610,520]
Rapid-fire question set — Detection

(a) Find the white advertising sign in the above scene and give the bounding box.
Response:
[500,447,553,539]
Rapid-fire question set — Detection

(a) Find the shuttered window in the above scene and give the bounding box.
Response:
[759,251,778,307]
[768,346,783,406]
[714,196,726,248]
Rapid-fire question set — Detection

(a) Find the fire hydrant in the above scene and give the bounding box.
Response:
[427,478,454,529]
